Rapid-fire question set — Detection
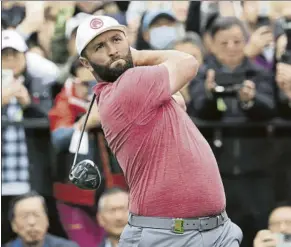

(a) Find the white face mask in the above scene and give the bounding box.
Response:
[149,26,178,50]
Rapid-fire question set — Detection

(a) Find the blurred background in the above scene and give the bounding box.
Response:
[1,1,291,247]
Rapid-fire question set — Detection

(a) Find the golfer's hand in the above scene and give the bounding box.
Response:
[253,230,278,247]
[245,26,274,58]
[205,69,216,93]
[238,80,256,102]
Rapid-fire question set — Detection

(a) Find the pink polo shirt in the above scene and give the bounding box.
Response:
[94,65,225,218]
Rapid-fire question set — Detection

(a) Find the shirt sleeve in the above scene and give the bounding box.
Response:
[114,65,172,120]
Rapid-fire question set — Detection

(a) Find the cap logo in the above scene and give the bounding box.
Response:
[90,18,104,29]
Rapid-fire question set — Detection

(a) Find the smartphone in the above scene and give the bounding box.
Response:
[2,69,14,87]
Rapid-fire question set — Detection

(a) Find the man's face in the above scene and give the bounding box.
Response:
[81,30,134,82]
[12,197,49,245]
[143,17,177,44]
[2,48,26,77]
[212,25,246,68]
[97,192,129,238]
[269,206,291,235]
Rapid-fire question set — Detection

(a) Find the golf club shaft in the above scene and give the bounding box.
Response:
[71,94,97,171]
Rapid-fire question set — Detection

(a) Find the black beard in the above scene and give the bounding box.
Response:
[89,49,134,82]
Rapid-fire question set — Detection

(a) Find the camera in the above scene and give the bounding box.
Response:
[280,17,291,65]
[213,72,246,97]
[276,233,291,247]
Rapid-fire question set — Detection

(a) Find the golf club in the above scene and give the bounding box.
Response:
[69,94,102,190]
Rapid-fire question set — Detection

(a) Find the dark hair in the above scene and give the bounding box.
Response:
[210,16,248,39]
[202,12,219,34]
[8,191,48,222]
[70,58,85,77]
[136,11,151,50]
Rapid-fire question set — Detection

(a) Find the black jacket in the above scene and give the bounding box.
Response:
[189,56,278,174]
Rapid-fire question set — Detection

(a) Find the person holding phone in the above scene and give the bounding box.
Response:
[1,29,61,244]
[253,203,291,247]
[189,16,276,247]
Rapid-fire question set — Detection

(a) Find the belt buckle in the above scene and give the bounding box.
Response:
[172,218,184,234]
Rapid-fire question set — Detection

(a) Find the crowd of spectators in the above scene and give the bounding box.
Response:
[1,1,291,247]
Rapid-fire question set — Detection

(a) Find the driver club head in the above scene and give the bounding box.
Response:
[69,159,102,190]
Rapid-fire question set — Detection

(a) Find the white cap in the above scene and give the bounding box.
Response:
[76,15,126,56]
[2,30,28,52]
[65,12,91,39]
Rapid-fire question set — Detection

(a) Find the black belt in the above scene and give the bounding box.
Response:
[128,210,228,234]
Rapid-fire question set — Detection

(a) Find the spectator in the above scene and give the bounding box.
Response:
[140,10,184,50]
[241,1,286,71]
[1,29,59,192]
[276,62,291,119]
[172,31,206,67]
[48,59,106,247]
[274,32,291,204]
[97,188,129,247]
[189,16,276,247]
[15,2,55,58]
[51,12,91,65]
[49,58,100,149]
[2,29,60,244]
[2,1,26,30]
[3,191,79,247]
[253,203,291,247]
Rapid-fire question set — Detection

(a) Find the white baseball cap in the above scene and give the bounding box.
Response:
[65,12,91,40]
[2,30,28,52]
[76,15,126,56]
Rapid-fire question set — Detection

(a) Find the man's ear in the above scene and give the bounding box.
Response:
[79,57,94,72]
[96,212,105,228]
[11,220,18,233]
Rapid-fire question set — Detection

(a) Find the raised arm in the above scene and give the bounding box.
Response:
[131,49,199,95]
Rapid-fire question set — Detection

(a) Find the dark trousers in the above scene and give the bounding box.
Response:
[222,174,276,247]
[1,195,68,245]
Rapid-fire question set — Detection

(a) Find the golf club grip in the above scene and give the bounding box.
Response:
[71,94,97,170]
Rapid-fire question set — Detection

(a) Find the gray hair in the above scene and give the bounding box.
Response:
[98,187,129,212]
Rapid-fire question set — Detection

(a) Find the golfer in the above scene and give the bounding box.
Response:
[76,15,243,247]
